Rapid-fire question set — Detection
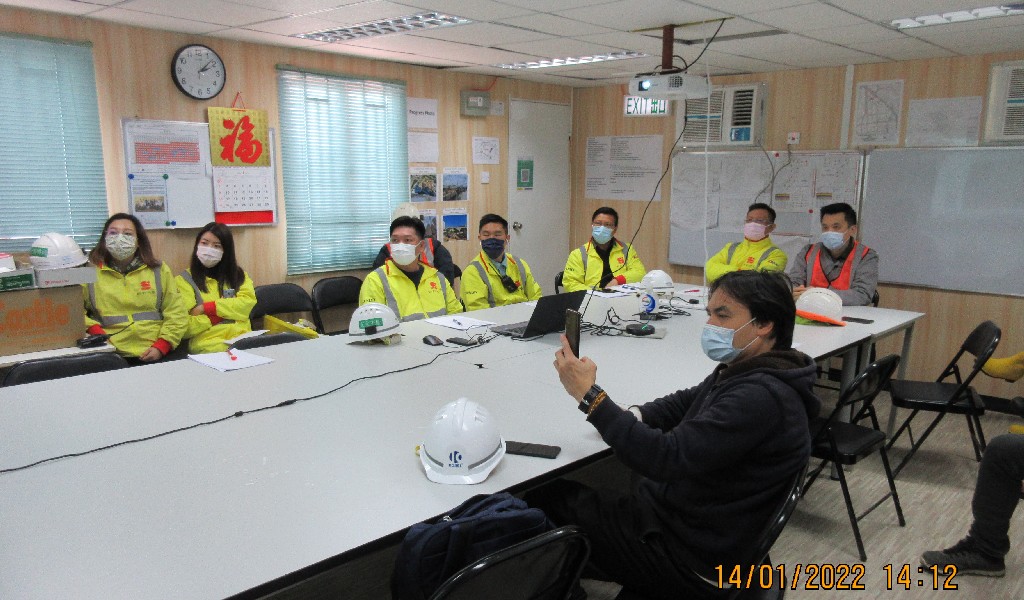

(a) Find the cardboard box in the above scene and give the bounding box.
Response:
[0,267,35,291]
[0,285,83,356]
[34,265,97,288]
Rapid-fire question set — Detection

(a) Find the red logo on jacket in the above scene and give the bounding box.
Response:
[617,257,624,264]
[140,280,152,291]
[430,281,438,289]
[746,257,755,264]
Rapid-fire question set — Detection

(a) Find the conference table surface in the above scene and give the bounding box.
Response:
[0,289,922,600]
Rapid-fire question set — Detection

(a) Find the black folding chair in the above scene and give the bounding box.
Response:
[429,526,590,600]
[230,332,306,350]
[1,352,130,387]
[250,283,314,329]
[886,320,1000,477]
[310,275,361,334]
[554,270,564,294]
[803,355,905,561]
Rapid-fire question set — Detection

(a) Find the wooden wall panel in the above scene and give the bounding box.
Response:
[0,5,569,294]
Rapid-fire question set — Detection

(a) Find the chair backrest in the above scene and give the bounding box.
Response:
[250,283,314,326]
[428,525,590,600]
[740,461,808,584]
[939,320,1001,387]
[310,276,362,333]
[819,354,901,432]
[870,290,880,307]
[1,352,130,387]
[554,270,564,294]
[230,332,307,350]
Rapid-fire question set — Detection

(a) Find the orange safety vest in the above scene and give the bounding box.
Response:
[806,240,870,290]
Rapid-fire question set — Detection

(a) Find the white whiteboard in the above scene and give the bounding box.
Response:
[861,147,1024,297]
[669,151,863,267]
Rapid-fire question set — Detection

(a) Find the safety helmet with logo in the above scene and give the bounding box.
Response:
[420,398,505,485]
[346,303,401,344]
[391,202,421,221]
[641,269,674,294]
[795,287,846,326]
[29,233,87,270]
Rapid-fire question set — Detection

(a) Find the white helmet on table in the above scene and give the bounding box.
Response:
[796,288,845,326]
[641,269,674,294]
[346,303,401,344]
[29,233,87,270]
[420,398,505,485]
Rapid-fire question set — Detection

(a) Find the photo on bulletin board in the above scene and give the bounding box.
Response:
[442,168,469,201]
[442,209,467,242]
[420,209,438,239]
[410,167,437,202]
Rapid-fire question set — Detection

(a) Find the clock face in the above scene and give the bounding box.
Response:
[171,44,226,100]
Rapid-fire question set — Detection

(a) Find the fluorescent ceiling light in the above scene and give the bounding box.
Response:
[295,12,470,42]
[495,51,648,70]
[889,4,1024,29]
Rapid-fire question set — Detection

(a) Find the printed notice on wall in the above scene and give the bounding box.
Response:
[852,79,904,146]
[408,131,439,163]
[585,135,663,201]
[407,98,438,129]
[905,96,982,147]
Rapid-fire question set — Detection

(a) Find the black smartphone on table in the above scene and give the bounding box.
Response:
[565,308,581,357]
[505,441,562,459]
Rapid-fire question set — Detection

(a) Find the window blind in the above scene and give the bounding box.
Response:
[0,34,107,255]
[277,68,408,275]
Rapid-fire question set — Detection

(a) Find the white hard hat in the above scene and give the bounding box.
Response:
[346,303,401,343]
[642,269,674,292]
[420,398,505,485]
[796,288,846,326]
[391,202,421,221]
[29,233,87,270]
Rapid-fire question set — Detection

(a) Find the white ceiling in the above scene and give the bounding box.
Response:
[3,0,1023,85]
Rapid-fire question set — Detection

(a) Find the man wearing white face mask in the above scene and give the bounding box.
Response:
[705,203,787,283]
[562,206,645,292]
[359,216,463,321]
[529,271,820,600]
[788,202,879,306]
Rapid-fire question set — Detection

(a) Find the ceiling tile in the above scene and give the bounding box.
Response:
[554,0,727,32]
[311,1,429,25]
[826,0,990,22]
[87,7,226,34]
[317,42,475,67]
[802,22,907,45]
[745,3,869,32]
[410,22,553,44]
[497,13,614,37]
[574,31,672,55]
[345,34,540,64]
[212,27,329,47]
[494,37,628,59]
[687,0,815,16]
[908,22,1024,55]
[499,0,620,11]
[241,15,341,36]
[0,0,102,14]
[223,0,365,16]
[712,33,884,68]
[901,14,1024,36]
[691,49,794,73]
[846,36,955,61]
[397,0,536,21]
[117,0,289,27]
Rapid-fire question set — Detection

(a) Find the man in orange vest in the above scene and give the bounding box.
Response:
[788,202,878,306]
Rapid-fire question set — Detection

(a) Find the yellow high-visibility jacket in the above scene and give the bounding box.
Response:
[83,262,188,358]
[358,260,463,321]
[705,237,787,283]
[461,251,543,311]
[562,239,645,292]
[175,269,257,354]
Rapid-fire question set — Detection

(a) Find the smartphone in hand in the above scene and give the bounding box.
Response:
[565,308,581,357]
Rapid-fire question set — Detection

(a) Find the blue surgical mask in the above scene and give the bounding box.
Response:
[592,225,613,245]
[820,231,846,251]
[701,318,757,364]
[481,238,505,261]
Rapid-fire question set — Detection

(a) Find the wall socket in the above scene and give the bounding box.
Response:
[787,131,801,145]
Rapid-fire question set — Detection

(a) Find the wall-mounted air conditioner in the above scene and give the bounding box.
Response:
[677,82,767,148]
[983,60,1024,144]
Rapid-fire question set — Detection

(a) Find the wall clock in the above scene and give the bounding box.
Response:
[171,44,226,100]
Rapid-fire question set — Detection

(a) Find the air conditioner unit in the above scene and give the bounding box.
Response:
[677,83,767,147]
[983,60,1024,144]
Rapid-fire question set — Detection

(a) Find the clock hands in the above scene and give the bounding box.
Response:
[198,60,216,74]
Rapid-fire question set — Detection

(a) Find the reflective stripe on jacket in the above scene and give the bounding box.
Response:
[358,260,463,322]
[175,269,256,354]
[461,251,543,311]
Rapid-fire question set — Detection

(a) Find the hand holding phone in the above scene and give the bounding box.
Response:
[565,309,581,357]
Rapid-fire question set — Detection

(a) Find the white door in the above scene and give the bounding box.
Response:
[508,99,571,294]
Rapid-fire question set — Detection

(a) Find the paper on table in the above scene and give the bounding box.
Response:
[189,349,274,372]
[224,330,267,345]
[425,315,496,331]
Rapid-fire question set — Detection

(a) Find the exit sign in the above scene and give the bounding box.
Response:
[624,96,670,117]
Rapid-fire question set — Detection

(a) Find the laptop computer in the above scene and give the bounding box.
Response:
[490,290,586,338]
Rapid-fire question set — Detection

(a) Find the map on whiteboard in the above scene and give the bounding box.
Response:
[852,80,904,146]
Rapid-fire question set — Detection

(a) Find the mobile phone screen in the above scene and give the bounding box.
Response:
[565,309,581,357]
[505,441,562,459]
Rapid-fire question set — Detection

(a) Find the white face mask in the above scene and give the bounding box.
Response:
[105,233,137,262]
[390,243,418,266]
[196,245,223,268]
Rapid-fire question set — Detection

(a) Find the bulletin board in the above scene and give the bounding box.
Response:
[121,118,277,229]
[669,150,863,267]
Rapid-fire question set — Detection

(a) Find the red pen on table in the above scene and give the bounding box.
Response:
[227,349,238,361]
[684,289,701,293]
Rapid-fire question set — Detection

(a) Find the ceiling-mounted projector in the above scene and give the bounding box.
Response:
[629,71,711,99]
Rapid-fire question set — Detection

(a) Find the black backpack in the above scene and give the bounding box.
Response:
[391,492,553,600]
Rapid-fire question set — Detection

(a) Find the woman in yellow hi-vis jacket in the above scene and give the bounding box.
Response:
[83,213,188,362]
[175,222,256,354]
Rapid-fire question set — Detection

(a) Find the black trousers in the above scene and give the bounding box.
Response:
[969,433,1024,558]
[524,479,729,600]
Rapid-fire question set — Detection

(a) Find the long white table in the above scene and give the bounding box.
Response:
[0,291,923,599]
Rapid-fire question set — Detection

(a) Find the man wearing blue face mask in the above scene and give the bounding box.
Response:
[562,206,646,292]
[529,271,820,600]
[460,213,543,311]
[788,202,879,306]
